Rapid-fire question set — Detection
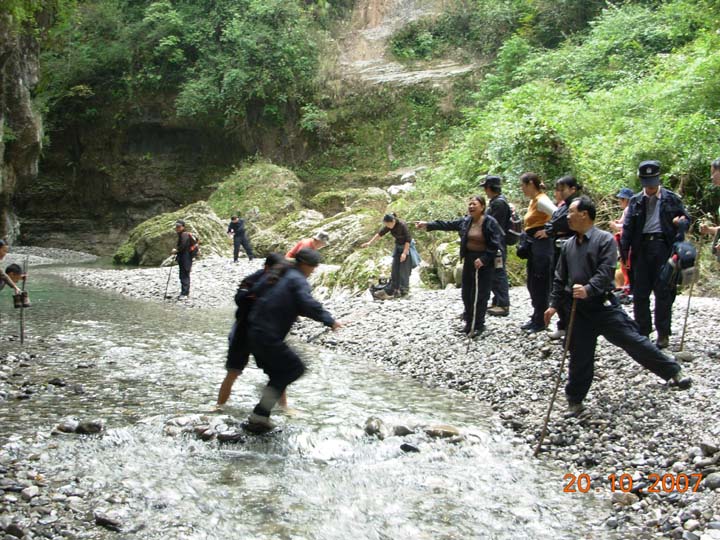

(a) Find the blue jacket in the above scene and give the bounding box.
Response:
[248,267,335,344]
[620,187,690,262]
[426,215,503,265]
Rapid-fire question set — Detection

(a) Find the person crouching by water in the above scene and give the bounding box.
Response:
[246,248,342,432]
[0,241,24,305]
[544,196,690,417]
[286,231,329,259]
[416,196,503,336]
[361,214,412,300]
[519,172,557,333]
[215,253,284,410]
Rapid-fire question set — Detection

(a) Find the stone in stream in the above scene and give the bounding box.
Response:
[423,424,461,439]
[94,511,122,532]
[392,425,414,437]
[400,443,420,453]
[364,417,389,439]
[54,418,79,434]
[217,431,245,443]
[75,420,104,435]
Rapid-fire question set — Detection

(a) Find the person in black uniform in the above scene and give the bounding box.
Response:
[481,175,511,317]
[542,176,582,340]
[227,215,254,262]
[545,196,691,415]
[416,195,504,335]
[361,214,413,299]
[215,253,283,409]
[171,220,193,299]
[246,248,341,431]
[620,161,690,349]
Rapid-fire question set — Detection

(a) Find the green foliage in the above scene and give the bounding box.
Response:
[1,0,75,30]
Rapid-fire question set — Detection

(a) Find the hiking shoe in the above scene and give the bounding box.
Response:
[520,320,535,330]
[669,369,692,390]
[565,402,584,417]
[656,335,670,349]
[488,306,509,317]
[525,323,546,334]
[372,289,392,301]
[177,294,189,301]
[548,329,566,341]
[247,412,276,431]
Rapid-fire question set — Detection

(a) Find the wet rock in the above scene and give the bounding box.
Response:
[94,511,122,532]
[20,485,39,501]
[4,523,25,538]
[423,424,461,439]
[392,425,414,437]
[54,419,79,434]
[364,417,388,439]
[400,443,420,453]
[217,431,244,443]
[47,378,66,387]
[75,420,103,435]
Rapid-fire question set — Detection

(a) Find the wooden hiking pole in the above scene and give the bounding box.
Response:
[20,256,28,345]
[466,268,480,353]
[534,298,577,457]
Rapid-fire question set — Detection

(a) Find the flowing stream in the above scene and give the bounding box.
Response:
[0,267,609,539]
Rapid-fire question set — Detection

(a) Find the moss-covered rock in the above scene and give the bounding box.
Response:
[310,187,391,215]
[318,208,385,263]
[432,240,462,288]
[207,162,303,227]
[112,201,230,266]
[316,247,392,292]
[250,209,326,256]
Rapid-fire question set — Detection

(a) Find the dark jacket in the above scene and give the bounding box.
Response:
[487,195,511,236]
[234,268,265,321]
[176,231,193,254]
[248,267,335,344]
[544,193,579,239]
[427,215,503,265]
[620,187,690,262]
[378,220,412,246]
[227,219,245,236]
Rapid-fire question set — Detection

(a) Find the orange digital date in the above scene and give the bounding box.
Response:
[563,473,703,493]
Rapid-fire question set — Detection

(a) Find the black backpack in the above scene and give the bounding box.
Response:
[187,231,200,259]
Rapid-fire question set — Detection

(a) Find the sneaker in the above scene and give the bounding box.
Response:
[246,412,276,431]
[656,335,670,349]
[525,323,546,334]
[520,320,535,330]
[566,402,584,417]
[669,369,692,390]
[548,328,566,340]
[372,289,392,301]
[488,306,509,317]
[177,294,189,301]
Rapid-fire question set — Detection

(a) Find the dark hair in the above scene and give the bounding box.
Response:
[383,213,397,223]
[712,158,720,170]
[573,195,596,221]
[520,172,545,191]
[0,240,6,248]
[555,175,582,191]
[470,195,487,208]
[231,215,238,220]
[264,253,283,268]
[5,263,21,274]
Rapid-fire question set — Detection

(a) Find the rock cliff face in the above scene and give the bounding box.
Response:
[0,16,42,242]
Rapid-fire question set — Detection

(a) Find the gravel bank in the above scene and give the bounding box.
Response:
[33,257,720,537]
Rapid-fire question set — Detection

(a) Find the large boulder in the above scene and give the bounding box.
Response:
[207,162,303,228]
[250,209,325,256]
[113,201,229,266]
[317,247,392,292]
[310,187,391,216]
[432,241,462,288]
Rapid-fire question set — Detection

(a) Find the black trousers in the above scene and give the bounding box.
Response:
[632,238,676,337]
[553,243,569,331]
[490,245,510,308]
[226,322,250,371]
[177,252,192,296]
[250,337,306,417]
[384,245,412,295]
[233,234,254,261]
[462,252,493,329]
[526,236,553,326]
[565,295,680,405]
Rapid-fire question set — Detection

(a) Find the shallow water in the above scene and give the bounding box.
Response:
[0,270,608,539]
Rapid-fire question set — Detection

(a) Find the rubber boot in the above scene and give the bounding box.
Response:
[13,294,22,309]
[21,291,31,308]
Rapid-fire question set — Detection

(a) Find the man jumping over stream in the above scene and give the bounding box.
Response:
[245,248,342,432]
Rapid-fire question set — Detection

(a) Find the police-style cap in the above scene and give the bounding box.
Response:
[479,175,502,189]
[616,187,634,199]
[295,248,322,267]
[638,160,661,186]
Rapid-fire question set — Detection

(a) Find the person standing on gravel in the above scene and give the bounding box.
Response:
[481,176,512,318]
[245,248,341,432]
[227,215,254,262]
[171,220,193,299]
[544,196,691,416]
[416,196,503,335]
[620,160,690,349]
[361,214,413,300]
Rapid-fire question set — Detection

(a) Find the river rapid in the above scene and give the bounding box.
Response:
[0,264,609,539]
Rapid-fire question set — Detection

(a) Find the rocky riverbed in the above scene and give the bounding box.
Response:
[4,252,720,539]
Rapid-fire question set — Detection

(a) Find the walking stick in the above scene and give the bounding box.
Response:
[534,298,577,457]
[466,267,480,353]
[163,258,176,300]
[20,256,28,345]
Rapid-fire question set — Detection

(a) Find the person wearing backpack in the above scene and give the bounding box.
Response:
[171,219,195,299]
[481,175,511,317]
[215,253,284,409]
[245,248,342,432]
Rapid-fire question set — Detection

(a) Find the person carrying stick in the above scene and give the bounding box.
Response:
[544,196,691,417]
